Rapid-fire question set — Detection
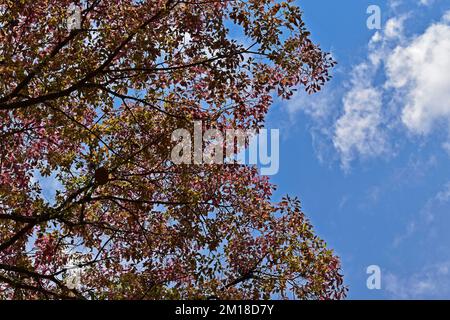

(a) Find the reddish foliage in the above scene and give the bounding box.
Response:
[0,0,345,299]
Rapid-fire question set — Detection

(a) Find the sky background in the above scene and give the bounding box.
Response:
[267,0,450,299]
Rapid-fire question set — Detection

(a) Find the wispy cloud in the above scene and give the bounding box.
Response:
[284,87,340,164]
[385,261,450,299]
[393,179,450,246]
[285,8,450,170]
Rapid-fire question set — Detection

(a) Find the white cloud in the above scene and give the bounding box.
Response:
[394,179,450,246]
[329,15,412,169]
[284,10,450,169]
[419,0,434,6]
[443,141,450,156]
[384,16,407,39]
[335,11,450,168]
[334,87,386,170]
[443,11,450,23]
[285,88,335,121]
[385,21,450,135]
[385,262,450,299]
[436,181,450,202]
[331,16,404,170]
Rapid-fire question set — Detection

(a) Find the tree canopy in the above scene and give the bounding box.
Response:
[0,0,346,299]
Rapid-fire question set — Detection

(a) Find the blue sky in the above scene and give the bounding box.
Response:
[267,0,450,299]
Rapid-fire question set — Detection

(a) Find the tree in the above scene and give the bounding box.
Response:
[0,0,346,299]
